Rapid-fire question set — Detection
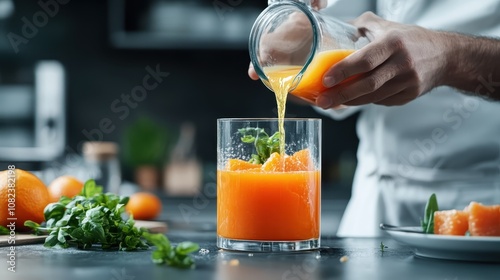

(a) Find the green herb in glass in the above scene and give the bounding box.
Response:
[238,127,281,164]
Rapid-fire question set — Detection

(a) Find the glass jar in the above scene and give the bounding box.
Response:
[82,141,121,194]
[249,0,369,103]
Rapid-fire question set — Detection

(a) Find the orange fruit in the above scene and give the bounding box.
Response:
[467,202,500,236]
[291,149,313,170]
[433,209,469,236]
[261,149,313,172]
[261,152,285,172]
[284,154,307,171]
[284,149,313,172]
[0,169,51,232]
[226,159,262,171]
[125,192,162,220]
[47,175,84,202]
[225,149,315,173]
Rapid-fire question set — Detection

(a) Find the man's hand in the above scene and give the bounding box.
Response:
[316,12,449,108]
[311,0,327,10]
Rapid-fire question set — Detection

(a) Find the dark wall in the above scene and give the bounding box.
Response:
[1,0,360,187]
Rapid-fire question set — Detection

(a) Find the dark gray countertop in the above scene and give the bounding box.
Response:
[2,233,500,280]
[2,195,499,280]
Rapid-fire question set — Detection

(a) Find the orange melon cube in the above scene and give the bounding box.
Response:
[467,202,500,236]
[226,159,262,171]
[434,209,469,236]
[257,149,316,172]
[289,149,314,171]
[284,155,307,171]
[261,152,285,172]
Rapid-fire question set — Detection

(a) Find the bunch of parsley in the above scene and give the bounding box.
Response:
[24,179,199,269]
[25,180,147,250]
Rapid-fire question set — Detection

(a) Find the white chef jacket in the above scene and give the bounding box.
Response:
[316,0,500,237]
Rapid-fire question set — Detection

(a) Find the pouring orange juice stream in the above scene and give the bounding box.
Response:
[264,49,355,153]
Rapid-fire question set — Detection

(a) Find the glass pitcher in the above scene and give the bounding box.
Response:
[249,0,369,103]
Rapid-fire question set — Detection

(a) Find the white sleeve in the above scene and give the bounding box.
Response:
[322,0,376,21]
[313,105,365,120]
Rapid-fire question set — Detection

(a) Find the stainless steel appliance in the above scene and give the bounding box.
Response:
[0,60,65,162]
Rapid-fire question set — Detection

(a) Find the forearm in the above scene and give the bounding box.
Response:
[441,32,500,99]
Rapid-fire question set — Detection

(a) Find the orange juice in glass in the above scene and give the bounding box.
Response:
[217,118,321,252]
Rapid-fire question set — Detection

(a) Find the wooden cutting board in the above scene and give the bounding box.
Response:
[0,220,168,247]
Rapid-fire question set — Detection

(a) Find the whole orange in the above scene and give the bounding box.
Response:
[47,175,84,202]
[125,192,162,220]
[0,169,51,231]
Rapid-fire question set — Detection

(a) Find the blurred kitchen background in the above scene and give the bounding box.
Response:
[0,0,360,234]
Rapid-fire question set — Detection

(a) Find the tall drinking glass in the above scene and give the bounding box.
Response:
[217,118,321,252]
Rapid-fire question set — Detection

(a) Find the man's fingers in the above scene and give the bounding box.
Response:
[311,0,327,10]
[322,11,392,87]
[351,11,384,33]
[338,57,411,105]
[319,56,401,107]
[323,39,393,87]
[374,88,417,106]
[248,62,259,80]
[342,76,409,106]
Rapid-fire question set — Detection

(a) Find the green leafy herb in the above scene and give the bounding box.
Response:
[380,241,388,252]
[0,225,9,235]
[142,232,199,269]
[24,179,199,269]
[421,193,439,234]
[238,127,281,164]
[24,179,148,250]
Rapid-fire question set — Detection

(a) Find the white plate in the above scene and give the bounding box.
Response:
[384,227,500,262]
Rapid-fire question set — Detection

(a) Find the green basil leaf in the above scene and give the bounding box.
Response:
[44,231,60,248]
[57,228,68,244]
[268,132,281,150]
[0,225,9,235]
[23,221,40,231]
[422,193,439,233]
[44,202,66,221]
[81,179,103,198]
[175,241,200,255]
[142,232,171,252]
[90,221,106,243]
[119,196,129,205]
[151,250,166,264]
[249,154,262,164]
[70,228,85,240]
[241,135,256,143]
